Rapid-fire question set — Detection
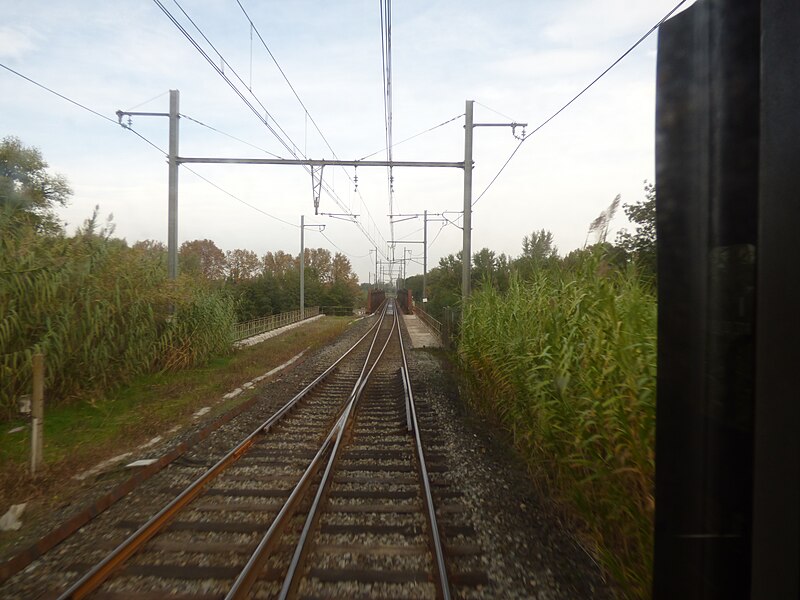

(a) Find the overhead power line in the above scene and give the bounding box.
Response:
[0,63,117,125]
[235,0,389,257]
[182,166,298,228]
[156,0,390,259]
[358,113,465,160]
[0,61,298,231]
[180,113,284,159]
[379,0,395,244]
[471,0,690,209]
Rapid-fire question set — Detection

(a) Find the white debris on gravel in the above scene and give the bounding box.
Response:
[141,436,162,448]
[192,407,211,419]
[0,503,26,531]
[125,459,159,468]
[222,388,243,400]
[73,452,133,481]
[217,349,308,405]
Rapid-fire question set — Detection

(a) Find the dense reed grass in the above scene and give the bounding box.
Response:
[1,215,236,419]
[459,257,656,598]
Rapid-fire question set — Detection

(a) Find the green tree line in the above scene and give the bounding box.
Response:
[1,136,360,419]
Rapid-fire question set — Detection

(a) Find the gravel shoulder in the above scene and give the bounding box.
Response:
[407,347,614,599]
[2,317,614,598]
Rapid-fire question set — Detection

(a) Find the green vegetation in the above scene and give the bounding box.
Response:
[459,257,656,597]
[414,184,658,597]
[0,316,352,542]
[1,207,236,419]
[179,240,362,321]
[1,137,361,421]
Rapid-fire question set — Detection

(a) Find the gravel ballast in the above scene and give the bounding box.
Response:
[1,317,614,598]
[407,347,613,599]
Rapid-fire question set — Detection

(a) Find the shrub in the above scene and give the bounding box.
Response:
[459,256,656,598]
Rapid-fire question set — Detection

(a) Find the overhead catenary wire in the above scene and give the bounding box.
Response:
[358,113,465,161]
[172,0,388,247]
[156,0,391,260]
[0,61,299,232]
[180,113,284,159]
[379,0,395,245]
[0,63,117,125]
[470,0,690,209]
[235,1,389,263]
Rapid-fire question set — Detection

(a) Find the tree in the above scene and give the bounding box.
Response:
[0,136,71,232]
[226,248,261,282]
[305,248,333,283]
[331,252,357,284]
[515,229,558,279]
[263,250,297,277]
[425,252,462,318]
[521,229,557,262]
[616,181,656,276]
[179,239,226,280]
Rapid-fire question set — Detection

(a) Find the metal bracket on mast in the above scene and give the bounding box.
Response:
[311,164,324,214]
[319,213,360,222]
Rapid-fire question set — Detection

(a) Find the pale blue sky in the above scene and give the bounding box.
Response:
[1,0,691,281]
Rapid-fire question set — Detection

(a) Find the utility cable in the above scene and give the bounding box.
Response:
[1,62,117,125]
[182,165,298,228]
[157,0,390,259]
[0,61,300,232]
[125,90,170,112]
[472,0,689,208]
[235,0,389,254]
[474,101,518,123]
[318,230,370,259]
[180,113,284,158]
[358,113,464,160]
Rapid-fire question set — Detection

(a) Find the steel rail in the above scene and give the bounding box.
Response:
[399,311,452,600]
[56,305,389,600]
[400,365,412,431]
[275,310,399,600]
[226,309,398,599]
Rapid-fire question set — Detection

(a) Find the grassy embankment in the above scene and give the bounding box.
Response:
[0,316,352,545]
[459,261,656,599]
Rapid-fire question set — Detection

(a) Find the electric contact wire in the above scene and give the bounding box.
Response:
[379,0,394,245]
[471,0,690,208]
[157,0,300,158]
[155,0,390,257]
[0,62,299,232]
[358,113,465,160]
[168,0,390,257]
[180,113,284,159]
[0,62,117,125]
[236,0,389,255]
[318,230,370,259]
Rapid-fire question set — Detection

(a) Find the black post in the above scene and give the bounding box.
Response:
[750,0,800,597]
[654,1,760,598]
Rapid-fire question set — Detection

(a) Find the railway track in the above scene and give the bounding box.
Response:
[49,300,486,599]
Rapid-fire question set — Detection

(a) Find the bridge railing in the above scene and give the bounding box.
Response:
[319,306,364,317]
[233,306,320,342]
[413,305,443,338]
